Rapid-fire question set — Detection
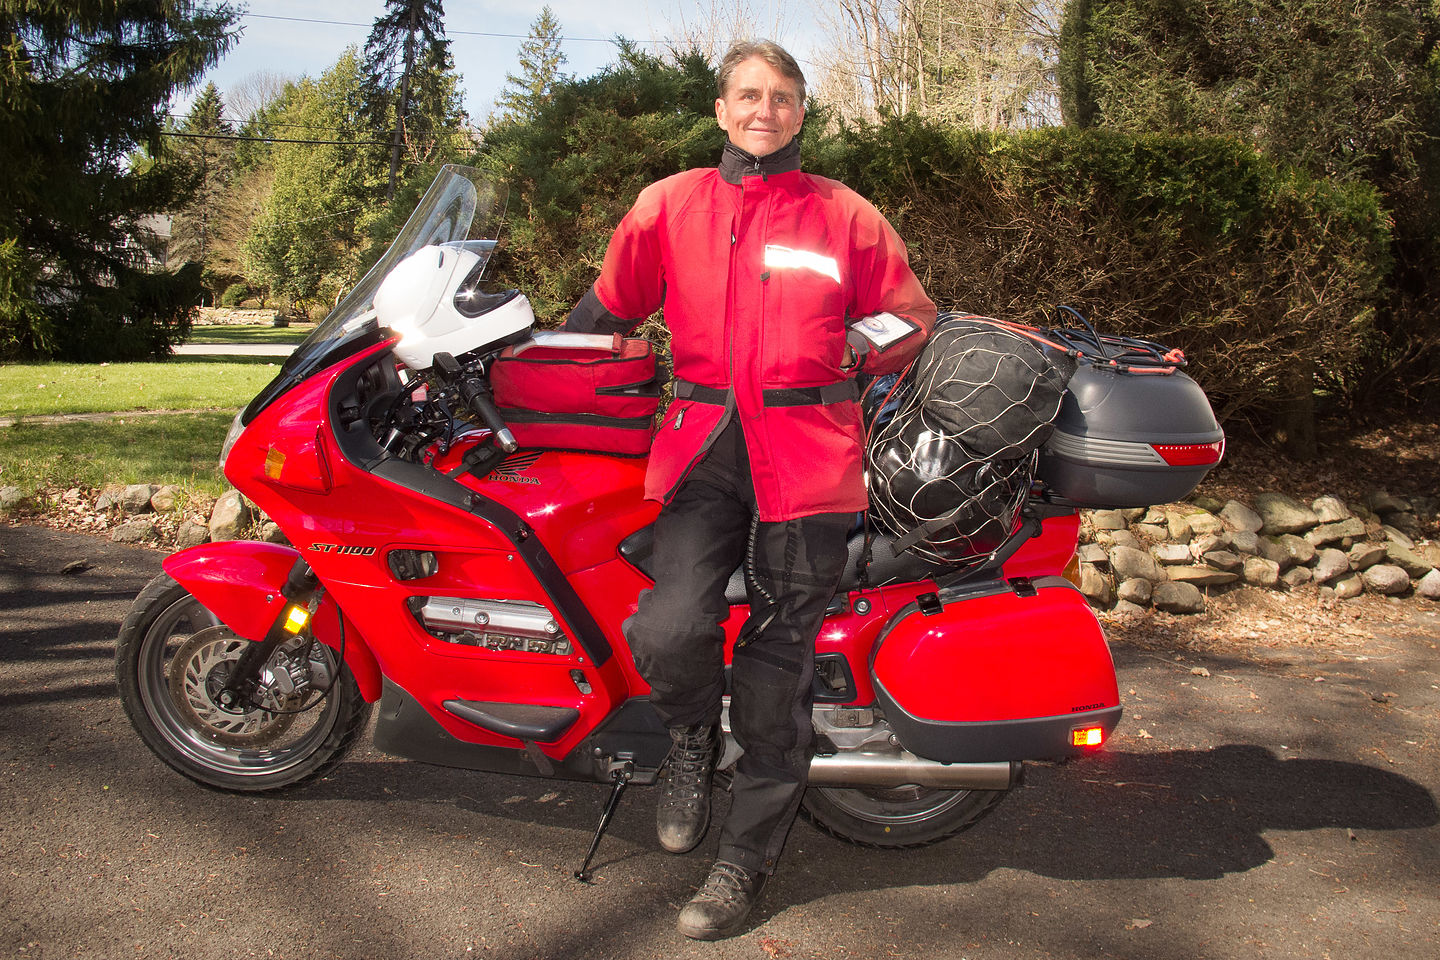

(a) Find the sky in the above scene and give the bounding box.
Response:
[191,0,824,123]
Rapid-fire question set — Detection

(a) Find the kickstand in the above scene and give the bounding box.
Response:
[574,760,634,883]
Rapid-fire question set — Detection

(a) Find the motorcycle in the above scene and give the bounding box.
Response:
[116,165,1224,876]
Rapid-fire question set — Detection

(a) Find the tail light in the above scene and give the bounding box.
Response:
[1152,439,1225,467]
[1071,725,1106,748]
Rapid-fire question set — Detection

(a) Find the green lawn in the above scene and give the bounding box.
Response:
[188,323,315,345]
[0,358,282,418]
[0,413,236,496]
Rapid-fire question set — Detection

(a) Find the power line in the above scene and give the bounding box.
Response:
[161,129,478,148]
[244,12,663,45]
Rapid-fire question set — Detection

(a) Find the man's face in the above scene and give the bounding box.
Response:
[715,57,805,158]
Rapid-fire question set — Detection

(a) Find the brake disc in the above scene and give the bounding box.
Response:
[167,626,296,747]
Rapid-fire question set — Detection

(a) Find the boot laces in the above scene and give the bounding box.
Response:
[661,728,713,803]
[695,860,753,905]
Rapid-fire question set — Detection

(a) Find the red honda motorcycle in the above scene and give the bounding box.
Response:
[116,166,1223,874]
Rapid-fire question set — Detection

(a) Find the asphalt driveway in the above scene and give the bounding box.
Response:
[2,522,1437,959]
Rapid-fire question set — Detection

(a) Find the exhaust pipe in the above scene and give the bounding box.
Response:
[807,751,1016,790]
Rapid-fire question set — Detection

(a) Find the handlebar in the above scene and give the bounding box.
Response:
[431,352,517,453]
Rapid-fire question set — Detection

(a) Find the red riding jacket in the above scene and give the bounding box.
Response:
[568,143,937,521]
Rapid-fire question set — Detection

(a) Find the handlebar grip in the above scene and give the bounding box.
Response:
[459,377,517,453]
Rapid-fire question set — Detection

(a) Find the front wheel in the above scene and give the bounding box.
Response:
[800,781,1012,849]
[116,573,371,792]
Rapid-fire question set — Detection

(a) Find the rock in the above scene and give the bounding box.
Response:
[1228,530,1261,556]
[1422,544,1440,569]
[1166,513,1193,543]
[1152,543,1194,566]
[1191,495,1225,514]
[94,483,125,512]
[1078,543,1109,565]
[1109,529,1139,549]
[150,485,182,514]
[120,483,157,514]
[1133,523,1168,541]
[110,518,155,544]
[1417,569,1440,600]
[1411,495,1438,523]
[175,520,210,550]
[1219,500,1263,533]
[1281,566,1313,588]
[1185,510,1226,537]
[1153,581,1206,614]
[1191,533,1227,559]
[1333,575,1364,600]
[1258,537,1294,569]
[1381,525,1416,550]
[1384,542,1434,578]
[1347,542,1387,571]
[1243,557,1282,588]
[1200,549,1243,572]
[0,485,27,514]
[1118,578,1153,605]
[1276,534,1317,566]
[1310,495,1351,523]
[1141,507,1168,525]
[1090,509,1128,531]
[1312,548,1351,584]
[1110,545,1165,582]
[259,521,289,545]
[1079,563,1115,607]
[1361,564,1411,596]
[1121,508,1147,522]
[1110,599,1148,619]
[1366,490,1411,514]
[209,490,253,542]
[1168,565,1240,587]
[1306,517,1366,547]
[1383,511,1425,540]
[1255,492,1318,535]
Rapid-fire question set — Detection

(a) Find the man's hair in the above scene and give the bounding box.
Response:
[716,41,806,107]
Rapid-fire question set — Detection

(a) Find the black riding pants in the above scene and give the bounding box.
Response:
[625,419,851,876]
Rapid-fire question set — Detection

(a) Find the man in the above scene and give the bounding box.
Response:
[565,41,936,939]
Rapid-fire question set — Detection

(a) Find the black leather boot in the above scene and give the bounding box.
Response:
[676,859,768,940]
[656,723,717,854]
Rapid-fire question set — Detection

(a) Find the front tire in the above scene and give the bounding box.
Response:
[801,781,1011,849]
[116,573,371,792]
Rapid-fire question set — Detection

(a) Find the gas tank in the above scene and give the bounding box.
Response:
[434,439,660,575]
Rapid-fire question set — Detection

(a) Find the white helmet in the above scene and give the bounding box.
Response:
[373,243,534,371]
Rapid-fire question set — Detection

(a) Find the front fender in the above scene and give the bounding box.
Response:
[164,541,383,702]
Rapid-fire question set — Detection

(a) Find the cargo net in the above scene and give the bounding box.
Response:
[865,313,1077,567]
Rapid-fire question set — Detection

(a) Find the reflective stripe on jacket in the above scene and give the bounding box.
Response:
[587,154,936,521]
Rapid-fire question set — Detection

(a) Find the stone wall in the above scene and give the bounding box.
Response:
[1077,492,1440,612]
[5,481,1437,610]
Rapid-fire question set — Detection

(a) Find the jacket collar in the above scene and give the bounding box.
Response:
[719,139,802,185]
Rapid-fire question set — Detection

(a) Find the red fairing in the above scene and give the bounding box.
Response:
[1005,513,1082,579]
[163,541,383,701]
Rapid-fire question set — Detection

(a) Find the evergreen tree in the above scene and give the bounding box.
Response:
[493,6,568,124]
[170,82,238,301]
[0,0,240,360]
[359,0,450,199]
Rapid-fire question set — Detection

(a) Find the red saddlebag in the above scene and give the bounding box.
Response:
[871,575,1121,762]
[491,333,661,456]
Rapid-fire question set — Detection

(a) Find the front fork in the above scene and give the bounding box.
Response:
[217,559,322,710]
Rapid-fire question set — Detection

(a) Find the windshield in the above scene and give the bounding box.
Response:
[240,165,507,424]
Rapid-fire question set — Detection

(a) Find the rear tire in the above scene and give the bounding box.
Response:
[801,781,1011,849]
[115,573,371,792]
